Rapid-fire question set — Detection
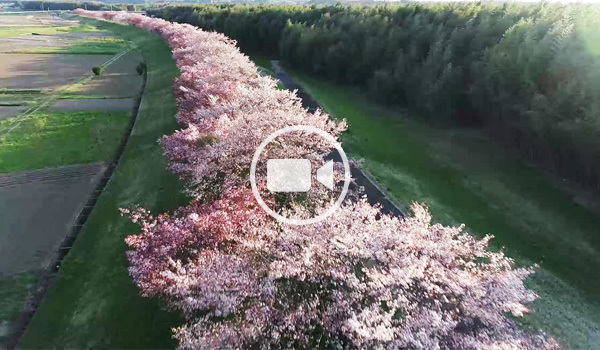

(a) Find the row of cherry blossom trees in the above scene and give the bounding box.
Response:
[75,9,557,349]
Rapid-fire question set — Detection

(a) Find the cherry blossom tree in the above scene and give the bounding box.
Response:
[77,9,557,349]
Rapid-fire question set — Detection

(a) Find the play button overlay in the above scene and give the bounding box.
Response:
[250,125,351,225]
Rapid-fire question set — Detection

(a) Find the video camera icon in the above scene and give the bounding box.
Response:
[266,159,334,192]
[250,125,351,225]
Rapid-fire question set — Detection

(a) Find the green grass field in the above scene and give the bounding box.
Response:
[16,37,128,55]
[0,25,72,37]
[0,23,107,38]
[18,18,189,349]
[0,111,129,173]
[281,70,600,349]
[0,273,38,343]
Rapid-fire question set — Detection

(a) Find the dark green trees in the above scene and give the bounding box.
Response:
[150,3,600,192]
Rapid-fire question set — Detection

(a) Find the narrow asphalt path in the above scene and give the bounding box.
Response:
[270,60,405,217]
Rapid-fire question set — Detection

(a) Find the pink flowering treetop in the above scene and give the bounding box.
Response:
[76,9,558,349]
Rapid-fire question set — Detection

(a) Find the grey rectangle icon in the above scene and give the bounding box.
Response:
[267,159,311,192]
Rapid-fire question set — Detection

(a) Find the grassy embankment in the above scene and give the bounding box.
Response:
[17,18,189,348]
[254,63,600,348]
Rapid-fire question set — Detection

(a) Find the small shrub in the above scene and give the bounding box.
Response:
[136,61,147,76]
[92,66,102,76]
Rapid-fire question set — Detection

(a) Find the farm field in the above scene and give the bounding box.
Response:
[16,18,189,349]
[0,13,144,347]
[270,67,600,349]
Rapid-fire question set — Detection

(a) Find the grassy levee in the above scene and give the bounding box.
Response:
[18,18,188,348]
[287,71,600,349]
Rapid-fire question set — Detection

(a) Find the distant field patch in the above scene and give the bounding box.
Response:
[0,91,43,110]
[63,51,144,97]
[0,106,27,120]
[0,110,129,173]
[0,54,113,90]
[0,26,72,37]
[0,89,42,94]
[16,38,128,55]
[0,13,78,28]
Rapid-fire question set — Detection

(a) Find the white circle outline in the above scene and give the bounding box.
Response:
[250,125,350,225]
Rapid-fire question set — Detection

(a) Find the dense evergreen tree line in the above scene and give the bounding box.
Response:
[150,3,600,193]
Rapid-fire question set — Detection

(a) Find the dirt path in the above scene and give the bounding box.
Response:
[271,60,404,217]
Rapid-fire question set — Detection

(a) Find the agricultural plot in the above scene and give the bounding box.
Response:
[19,19,188,349]
[0,54,114,89]
[0,13,143,347]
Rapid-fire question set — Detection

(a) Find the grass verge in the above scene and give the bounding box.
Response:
[252,55,285,89]
[289,71,600,349]
[0,273,39,346]
[18,18,189,348]
[0,111,130,173]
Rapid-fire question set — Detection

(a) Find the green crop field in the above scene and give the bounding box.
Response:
[0,111,129,173]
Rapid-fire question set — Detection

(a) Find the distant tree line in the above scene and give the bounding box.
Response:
[20,1,137,10]
[151,3,600,193]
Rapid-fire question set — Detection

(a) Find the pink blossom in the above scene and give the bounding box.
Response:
[75,9,557,349]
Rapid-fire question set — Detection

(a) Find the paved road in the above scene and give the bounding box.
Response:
[270,60,404,217]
